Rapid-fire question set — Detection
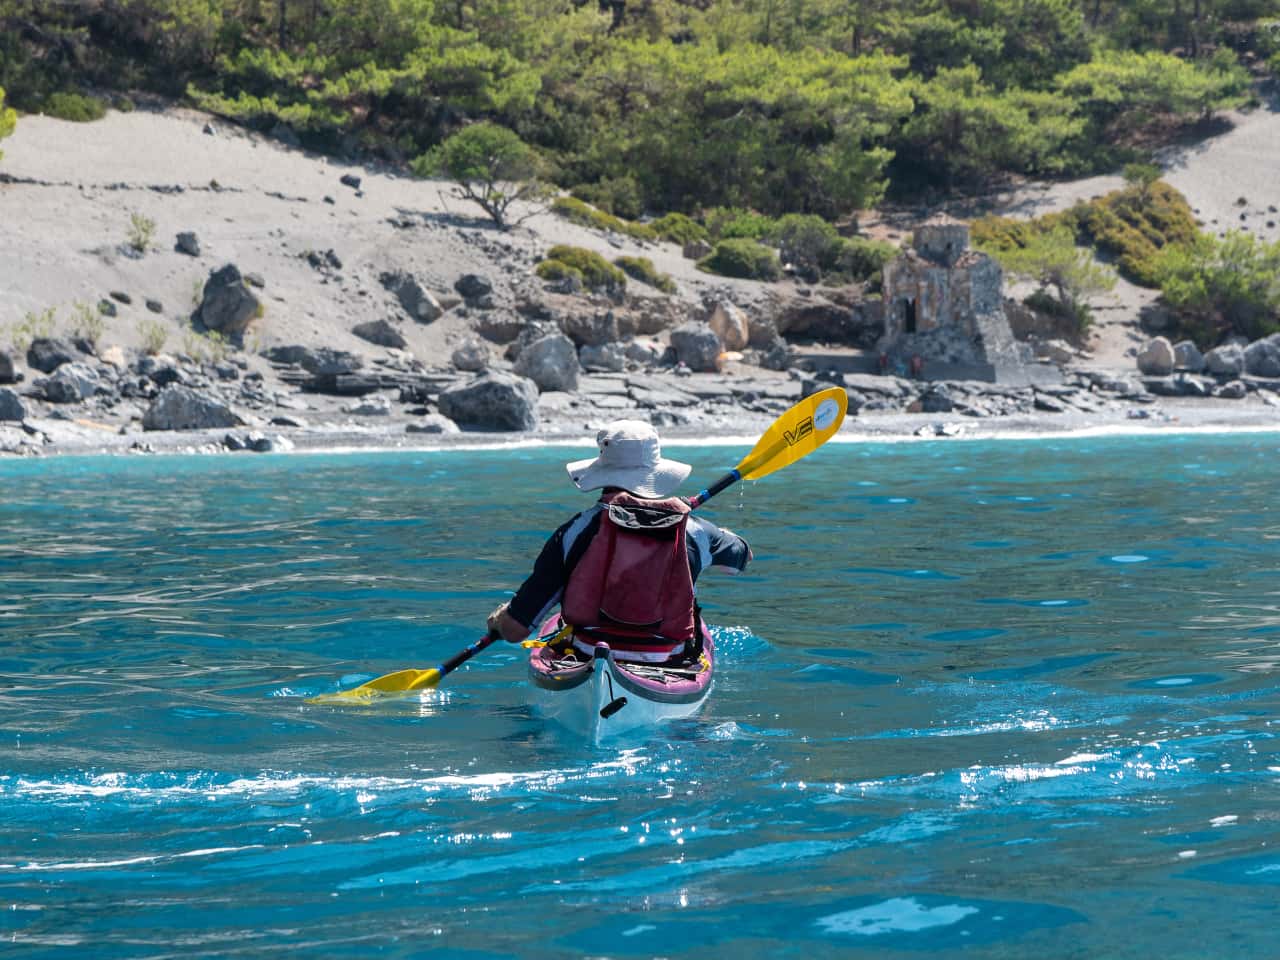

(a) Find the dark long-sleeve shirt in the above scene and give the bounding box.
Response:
[506,502,751,631]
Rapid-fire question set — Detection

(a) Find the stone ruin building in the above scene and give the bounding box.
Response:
[878,215,1033,383]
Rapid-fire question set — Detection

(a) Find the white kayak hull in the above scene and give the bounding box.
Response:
[528,625,715,743]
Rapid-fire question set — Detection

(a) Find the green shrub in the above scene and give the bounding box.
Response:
[830,237,898,285]
[975,181,1196,288]
[769,214,841,281]
[1078,181,1198,286]
[990,226,1116,335]
[613,256,676,293]
[181,328,232,364]
[971,215,1052,253]
[0,86,15,161]
[698,238,782,281]
[127,211,156,254]
[1122,162,1162,191]
[704,207,778,242]
[1154,231,1280,346]
[70,300,104,347]
[138,317,168,355]
[413,122,550,230]
[10,306,56,352]
[535,259,584,287]
[570,176,644,220]
[649,212,708,247]
[42,91,107,122]
[551,197,657,241]
[540,245,627,293]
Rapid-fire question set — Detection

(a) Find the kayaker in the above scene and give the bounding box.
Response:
[487,420,751,663]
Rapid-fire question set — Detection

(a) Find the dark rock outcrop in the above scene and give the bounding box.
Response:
[669,321,722,372]
[437,371,538,431]
[194,264,261,338]
[266,345,363,375]
[561,311,619,348]
[0,350,17,384]
[1244,335,1280,378]
[36,362,101,403]
[0,387,26,421]
[352,319,408,349]
[27,337,79,374]
[513,333,580,392]
[380,271,443,323]
[143,385,242,431]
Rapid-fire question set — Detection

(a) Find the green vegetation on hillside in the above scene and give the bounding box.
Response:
[537,245,626,294]
[976,177,1280,347]
[1154,232,1280,344]
[974,180,1199,286]
[0,85,14,159]
[0,0,1267,219]
[412,122,550,229]
[5,0,1277,343]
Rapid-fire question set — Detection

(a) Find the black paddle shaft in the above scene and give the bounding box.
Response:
[440,631,501,677]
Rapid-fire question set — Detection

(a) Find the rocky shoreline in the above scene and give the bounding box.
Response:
[3,325,1279,459]
[2,108,1279,460]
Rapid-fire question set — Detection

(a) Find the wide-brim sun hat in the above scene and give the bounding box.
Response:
[566,420,691,498]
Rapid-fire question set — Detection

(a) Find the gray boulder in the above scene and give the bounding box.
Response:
[407,414,461,435]
[194,264,261,338]
[1173,340,1205,372]
[175,231,201,256]
[1205,342,1245,376]
[27,337,78,374]
[1244,335,1280,378]
[37,362,100,403]
[352,318,408,349]
[437,371,538,431]
[247,431,294,453]
[475,312,525,343]
[669,321,723,372]
[1136,337,1175,376]
[920,384,954,413]
[451,338,490,372]
[624,339,664,366]
[265,345,362,375]
[343,395,393,416]
[580,342,626,372]
[683,239,713,260]
[455,274,493,301]
[0,349,18,384]
[561,311,619,347]
[142,385,242,431]
[1215,380,1248,399]
[506,321,558,362]
[0,387,26,421]
[138,353,186,387]
[514,333,581,392]
[706,300,749,351]
[380,271,443,323]
[759,336,793,371]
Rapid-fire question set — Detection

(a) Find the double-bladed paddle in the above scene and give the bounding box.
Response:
[307,386,848,704]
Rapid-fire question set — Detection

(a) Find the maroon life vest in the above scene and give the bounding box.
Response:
[561,491,696,650]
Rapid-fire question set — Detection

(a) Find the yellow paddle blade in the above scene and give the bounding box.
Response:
[305,667,443,704]
[735,386,847,481]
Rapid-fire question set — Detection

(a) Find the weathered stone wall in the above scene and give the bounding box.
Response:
[914,221,971,268]
[880,236,1021,382]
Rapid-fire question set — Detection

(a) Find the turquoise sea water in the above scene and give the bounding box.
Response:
[1,434,1278,958]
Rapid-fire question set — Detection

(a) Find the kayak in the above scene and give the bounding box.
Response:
[527,616,715,742]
